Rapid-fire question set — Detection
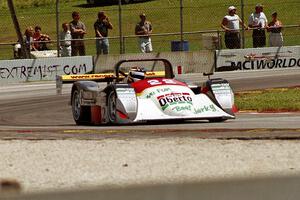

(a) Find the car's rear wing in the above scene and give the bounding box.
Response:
[56,71,165,94]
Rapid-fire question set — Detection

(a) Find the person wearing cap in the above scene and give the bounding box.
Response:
[267,12,283,47]
[248,4,268,48]
[135,13,153,53]
[94,11,113,55]
[70,11,87,56]
[221,6,248,49]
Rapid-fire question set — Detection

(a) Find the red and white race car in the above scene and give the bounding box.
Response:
[56,58,236,125]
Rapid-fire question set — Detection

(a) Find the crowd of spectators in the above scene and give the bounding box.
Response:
[221,3,284,49]
[15,3,285,58]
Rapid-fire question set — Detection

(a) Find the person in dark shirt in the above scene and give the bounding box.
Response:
[94,11,113,55]
[70,11,87,56]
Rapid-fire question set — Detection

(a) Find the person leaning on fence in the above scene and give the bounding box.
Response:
[267,12,283,47]
[248,4,268,48]
[24,26,37,52]
[60,22,72,57]
[94,11,113,55]
[221,6,248,49]
[135,13,153,53]
[70,11,87,56]
[33,25,51,51]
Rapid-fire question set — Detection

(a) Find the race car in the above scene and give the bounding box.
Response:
[56,58,236,125]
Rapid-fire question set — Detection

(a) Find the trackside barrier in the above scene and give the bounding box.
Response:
[0,56,93,84]
[216,45,300,72]
[93,51,215,75]
[2,175,300,200]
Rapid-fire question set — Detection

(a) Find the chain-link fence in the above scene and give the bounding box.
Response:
[0,0,299,60]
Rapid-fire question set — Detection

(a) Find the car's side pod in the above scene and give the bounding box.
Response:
[202,78,235,116]
[104,84,138,124]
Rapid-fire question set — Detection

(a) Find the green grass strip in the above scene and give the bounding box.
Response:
[235,87,300,112]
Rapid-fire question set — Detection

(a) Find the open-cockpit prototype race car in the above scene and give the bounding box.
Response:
[56,58,236,125]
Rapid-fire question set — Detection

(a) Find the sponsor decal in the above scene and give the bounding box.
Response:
[68,73,115,80]
[230,58,300,70]
[217,47,300,71]
[173,105,192,112]
[145,87,171,98]
[211,83,232,95]
[194,104,217,114]
[157,92,192,111]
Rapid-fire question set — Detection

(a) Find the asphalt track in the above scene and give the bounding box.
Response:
[0,68,299,140]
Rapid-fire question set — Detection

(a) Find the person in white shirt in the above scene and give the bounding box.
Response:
[221,6,248,49]
[60,23,72,57]
[135,13,153,53]
[248,4,268,48]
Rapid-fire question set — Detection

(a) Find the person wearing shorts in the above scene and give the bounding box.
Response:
[135,13,153,53]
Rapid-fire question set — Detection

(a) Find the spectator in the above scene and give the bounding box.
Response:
[221,6,248,49]
[13,43,22,59]
[23,26,37,52]
[60,22,72,57]
[33,25,51,51]
[94,11,113,55]
[248,4,268,48]
[267,12,283,47]
[135,13,153,53]
[70,11,87,56]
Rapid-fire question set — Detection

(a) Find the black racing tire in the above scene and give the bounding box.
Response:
[107,89,117,124]
[208,118,227,123]
[71,88,91,125]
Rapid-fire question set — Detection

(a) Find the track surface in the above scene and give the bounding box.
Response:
[1,68,300,140]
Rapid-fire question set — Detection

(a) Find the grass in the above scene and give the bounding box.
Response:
[235,87,300,112]
[0,0,299,59]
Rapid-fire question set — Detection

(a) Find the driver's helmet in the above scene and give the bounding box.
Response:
[127,67,145,83]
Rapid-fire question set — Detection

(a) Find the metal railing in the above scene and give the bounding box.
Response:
[1,24,299,60]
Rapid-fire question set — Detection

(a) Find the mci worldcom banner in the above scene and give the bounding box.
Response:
[216,46,300,72]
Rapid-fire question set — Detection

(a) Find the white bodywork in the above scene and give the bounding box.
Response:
[120,84,234,122]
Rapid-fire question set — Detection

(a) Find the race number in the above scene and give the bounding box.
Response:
[147,79,177,85]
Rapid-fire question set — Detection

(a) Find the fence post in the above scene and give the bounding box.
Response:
[56,0,60,57]
[217,30,221,50]
[241,0,245,48]
[122,36,125,54]
[8,0,30,58]
[180,0,184,51]
[118,0,123,54]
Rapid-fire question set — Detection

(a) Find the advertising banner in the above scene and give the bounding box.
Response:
[216,46,300,72]
[0,56,93,84]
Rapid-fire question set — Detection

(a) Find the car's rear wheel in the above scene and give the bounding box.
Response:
[72,88,91,125]
[107,90,117,124]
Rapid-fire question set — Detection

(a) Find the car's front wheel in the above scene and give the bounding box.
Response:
[72,88,91,125]
[107,90,117,124]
